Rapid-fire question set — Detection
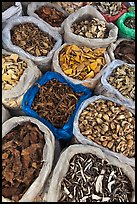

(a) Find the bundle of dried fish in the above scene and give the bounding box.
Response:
[79,99,135,158]
[114,40,135,64]
[2,122,45,202]
[59,153,133,202]
[32,79,83,128]
[95,2,122,16]
[2,2,15,12]
[2,53,27,90]
[124,17,135,29]
[71,17,108,39]
[11,23,55,57]
[35,6,66,27]
[108,64,135,101]
[59,44,106,80]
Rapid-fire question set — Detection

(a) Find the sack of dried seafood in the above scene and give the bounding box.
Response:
[46,144,135,202]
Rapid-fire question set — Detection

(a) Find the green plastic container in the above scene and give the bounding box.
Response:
[116,12,135,40]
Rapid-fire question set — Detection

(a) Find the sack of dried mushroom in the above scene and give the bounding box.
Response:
[94,60,135,111]
[63,5,118,48]
[2,49,42,111]
[46,144,135,202]
[2,16,62,72]
[73,95,135,167]
[52,43,111,89]
[2,105,11,124]
[27,2,68,34]
[2,2,22,29]
[2,116,55,202]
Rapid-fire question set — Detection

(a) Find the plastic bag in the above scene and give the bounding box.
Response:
[63,5,118,48]
[2,2,22,29]
[2,16,62,72]
[46,144,135,202]
[2,116,55,202]
[73,95,135,167]
[52,43,111,89]
[116,12,135,40]
[94,60,135,110]
[2,49,42,111]
[22,71,92,141]
[27,2,68,34]
[2,105,11,124]
[108,38,135,63]
[99,3,127,23]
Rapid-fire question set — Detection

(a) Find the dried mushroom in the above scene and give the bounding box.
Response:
[11,23,55,57]
[114,41,135,64]
[108,64,135,101]
[2,122,45,202]
[79,99,135,158]
[35,6,66,27]
[59,44,106,80]
[59,153,133,202]
[124,17,135,29]
[32,79,83,128]
[2,53,27,90]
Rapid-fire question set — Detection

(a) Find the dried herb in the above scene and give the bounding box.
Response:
[124,17,135,29]
[59,44,106,80]
[2,122,45,202]
[35,6,66,27]
[32,79,82,128]
[59,153,133,202]
[2,2,15,12]
[11,23,55,57]
[114,40,135,64]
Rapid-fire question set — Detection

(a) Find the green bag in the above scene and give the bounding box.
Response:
[116,12,135,40]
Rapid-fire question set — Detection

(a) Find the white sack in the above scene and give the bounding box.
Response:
[2,105,11,124]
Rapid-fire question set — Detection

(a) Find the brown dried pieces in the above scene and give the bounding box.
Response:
[11,23,55,57]
[2,122,45,202]
[124,17,135,29]
[71,17,108,39]
[59,153,133,202]
[114,40,135,64]
[2,53,27,90]
[108,64,135,101]
[79,99,135,158]
[32,79,82,128]
[96,2,122,16]
[35,6,66,27]
[59,44,106,80]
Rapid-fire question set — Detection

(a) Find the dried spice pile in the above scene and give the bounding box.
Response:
[114,40,135,64]
[11,23,55,57]
[108,64,135,101]
[2,2,15,12]
[59,153,133,202]
[95,2,122,16]
[124,17,135,29]
[71,17,109,39]
[2,53,27,90]
[79,99,135,157]
[59,44,106,80]
[32,79,82,128]
[35,6,66,27]
[2,122,45,202]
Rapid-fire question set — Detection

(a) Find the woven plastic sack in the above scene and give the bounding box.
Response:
[46,144,135,202]
[2,105,11,124]
[22,71,92,141]
[98,3,127,23]
[2,2,22,29]
[94,60,135,110]
[27,2,68,34]
[2,116,55,202]
[52,43,111,89]
[2,49,42,111]
[108,38,135,63]
[63,5,118,48]
[2,16,62,72]
[73,95,135,167]
[116,12,135,40]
